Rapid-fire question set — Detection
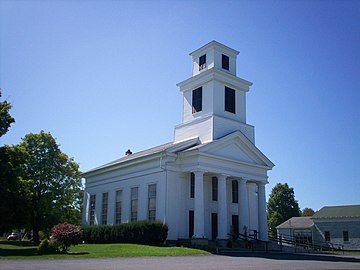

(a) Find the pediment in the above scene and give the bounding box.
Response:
[184,130,274,168]
[204,139,266,166]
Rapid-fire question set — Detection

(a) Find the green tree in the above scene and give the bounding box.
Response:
[19,131,82,242]
[0,90,15,137]
[0,91,27,233]
[301,207,315,217]
[267,183,301,237]
[0,145,32,233]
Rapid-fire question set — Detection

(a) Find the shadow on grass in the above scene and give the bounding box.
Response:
[0,241,90,257]
[0,248,90,257]
[0,247,38,257]
[0,240,36,247]
[66,252,90,255]
[220,252,360,263]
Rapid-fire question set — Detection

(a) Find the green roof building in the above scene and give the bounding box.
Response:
[276,205,360,250]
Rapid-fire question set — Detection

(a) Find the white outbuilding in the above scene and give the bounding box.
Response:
[82,41,274,243]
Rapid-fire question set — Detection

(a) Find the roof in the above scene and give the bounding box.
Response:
[82,129,274,177]
[311,205,360,219]
[189,40,240,56]
[276,217,314,229]
[82,137,199,177]
[87,142,173,173]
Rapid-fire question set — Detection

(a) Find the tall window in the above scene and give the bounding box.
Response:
[212,177,218,201]
[325,231,330,241]
[115,190,122,224]
[232,180,238,203]
[189,210,194,238]
[211,213,218,240]
[190,173,195,198]
[89,194,96,225]
[192,87,202,113]
[199,54,206,71]
[343,231,349,242]
[101,192,108,225]
[130,187,138,222]
[232,215,239,237]
[222,54,229,70]
[148,184,157,220]
[225,86,235,114]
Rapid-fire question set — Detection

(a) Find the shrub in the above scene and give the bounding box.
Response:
[82,220,168,245]
[37,239,59,254]
[39,231,48,241]
[51,223,82,253]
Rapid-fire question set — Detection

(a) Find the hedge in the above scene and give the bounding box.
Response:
[82,220,168,245]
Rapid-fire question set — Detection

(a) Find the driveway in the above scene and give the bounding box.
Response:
[1,253,360,270]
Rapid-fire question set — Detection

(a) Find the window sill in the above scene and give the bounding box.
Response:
[192,111,203,116]
[224,109,236,115]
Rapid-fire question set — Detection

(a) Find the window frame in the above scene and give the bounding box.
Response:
[115,189,122,224]
[225,86,236,114]
[148,183,157,220]
[89,194,96,225]
[199,54,206,71]
[222,54,229,70]
[192,87,202,114]
[101,192,108,225]
[130,187,139,222]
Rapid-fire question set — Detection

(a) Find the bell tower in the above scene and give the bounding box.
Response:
[174,41,256,144]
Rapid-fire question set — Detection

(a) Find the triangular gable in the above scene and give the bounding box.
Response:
[206,140,262,165]
[192,130,274,168]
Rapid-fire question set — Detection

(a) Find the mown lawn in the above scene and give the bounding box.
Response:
[0,241,209,259]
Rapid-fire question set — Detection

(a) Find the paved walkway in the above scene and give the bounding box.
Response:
[1,253,360,270]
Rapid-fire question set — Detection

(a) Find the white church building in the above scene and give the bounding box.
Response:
[82,41,274,242]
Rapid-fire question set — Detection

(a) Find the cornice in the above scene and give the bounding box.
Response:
[176,67,252,92]
[82,153,162,178]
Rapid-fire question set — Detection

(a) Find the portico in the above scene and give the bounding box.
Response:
[188,170,268,241]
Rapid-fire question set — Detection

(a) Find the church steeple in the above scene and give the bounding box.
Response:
[174,41,255,144]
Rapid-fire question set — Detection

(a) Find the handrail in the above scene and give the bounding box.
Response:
[275,232,344,250]
[235,232,343,254]
[237,232,269,252]
[269,234,344,254]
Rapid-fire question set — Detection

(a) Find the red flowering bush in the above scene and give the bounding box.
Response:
[51,223,82,253]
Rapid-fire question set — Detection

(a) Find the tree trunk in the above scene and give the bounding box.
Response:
[32,226,40,243]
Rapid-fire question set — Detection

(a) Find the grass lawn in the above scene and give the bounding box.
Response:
[0,241,209,260]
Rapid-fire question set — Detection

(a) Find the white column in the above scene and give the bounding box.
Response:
[258,182,269,241]
[95,193,102,225]
[193,171,205,238]
[247,182,259,233]
[217,174,229,239]
[82,191,89,225]
[238,179,249,235]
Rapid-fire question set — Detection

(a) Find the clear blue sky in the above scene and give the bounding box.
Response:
[1,1,359,211]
